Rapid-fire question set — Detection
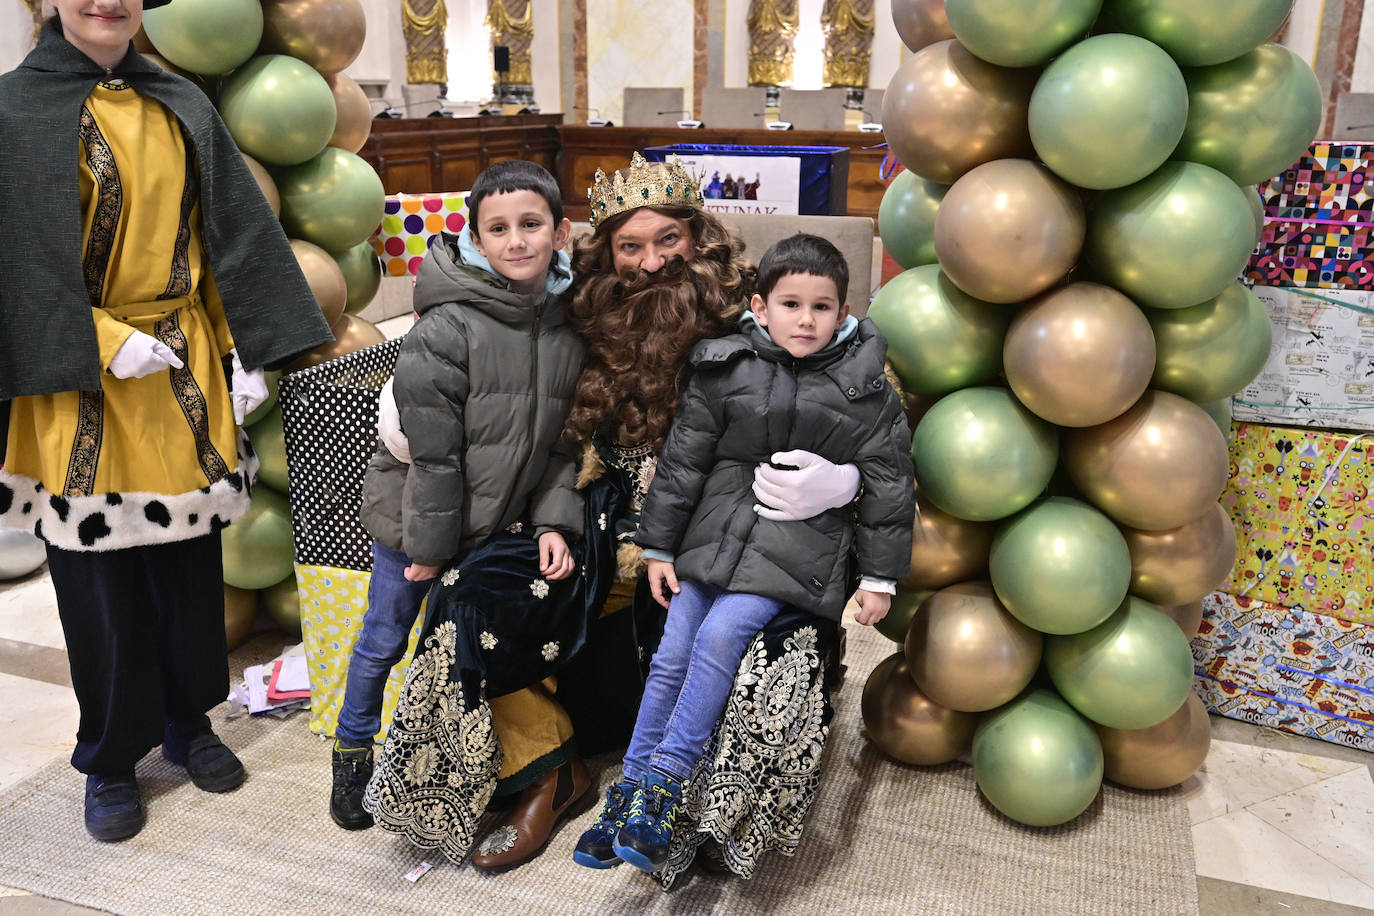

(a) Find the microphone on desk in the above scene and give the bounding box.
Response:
[658,110,705,129]
[858,110,882,133]
[572,106,614,127]
[750,112,794,130]
[370,96,454,119]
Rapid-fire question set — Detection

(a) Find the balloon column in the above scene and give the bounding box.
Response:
[866,0,1318,826]
[141,0,387,640]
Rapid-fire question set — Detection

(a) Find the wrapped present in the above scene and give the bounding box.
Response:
[1222,422,1374,624]
[1194,592,1374,753]
[369,192,469,278]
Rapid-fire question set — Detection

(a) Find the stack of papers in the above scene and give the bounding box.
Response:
[226,649,311,718]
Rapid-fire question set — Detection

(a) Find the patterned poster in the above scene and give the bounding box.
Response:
[369,192,469,277]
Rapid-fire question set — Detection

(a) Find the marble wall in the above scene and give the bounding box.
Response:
[586,0,695,126]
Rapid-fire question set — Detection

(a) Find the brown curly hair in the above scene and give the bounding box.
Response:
[564,206,755,451]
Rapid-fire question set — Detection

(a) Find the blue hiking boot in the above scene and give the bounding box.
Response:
[612,771,684,873]
[572,777,637,869]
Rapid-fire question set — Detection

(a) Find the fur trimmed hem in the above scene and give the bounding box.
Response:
[616,541,645,580]
[0,432,259,551]
[575,440,605,489]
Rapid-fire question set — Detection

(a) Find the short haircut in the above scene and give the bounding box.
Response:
[467,160,564,235]
[755,233,848,304]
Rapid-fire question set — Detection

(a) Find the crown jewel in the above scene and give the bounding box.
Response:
[587,151,704,229]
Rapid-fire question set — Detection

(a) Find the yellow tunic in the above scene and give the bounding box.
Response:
[1,81,251,551]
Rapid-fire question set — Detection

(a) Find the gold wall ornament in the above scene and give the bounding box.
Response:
[821,0,875,88]
[402,0,449,85]
[486,0,535,87]
[747,0,799,87]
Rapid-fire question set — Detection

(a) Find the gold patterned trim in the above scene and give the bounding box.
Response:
[161,123,196,300]
[62,390,105,497]
[78,106,121,307]
[155,311,231,484]
[402,0,449,84]
[821,0,875,88]
[486,0,534,86]
[747,0,799,87]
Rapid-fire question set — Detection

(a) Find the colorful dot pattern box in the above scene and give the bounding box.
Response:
[369,192,469,278]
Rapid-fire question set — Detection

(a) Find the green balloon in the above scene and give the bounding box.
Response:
[1199,397,1235,443]
[243,370,282,427]
[876,587,935,644]
[946,0,1102,67]
[246,403,289,494]
[1176,44,1322,186]
[1045,596,1195,729]
[221,487,295,590]
[990,497,1131,635]
[868,265,1010,395]
[973,688,1103,827]
[143,0,262,75]
[1148,282,1273,402]
[262,571,301,638]
[878,171,948,270]
[219,55,336,167]
[1087,161,1255,309]
[276,148,386,252]
[1103,0,1295,67]
[1029,34,1188,190]
[912,387,1059,522]
[1245,185,1266,247]
[333,241,384,316]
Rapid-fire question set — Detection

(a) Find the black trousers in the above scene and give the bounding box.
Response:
[45,532,229,775]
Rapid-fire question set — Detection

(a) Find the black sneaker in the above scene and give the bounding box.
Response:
[330,742,375,830]
[162,724,246,793]
[84,773,144,842]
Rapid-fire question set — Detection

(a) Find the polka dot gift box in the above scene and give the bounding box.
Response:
[369,192,469,277]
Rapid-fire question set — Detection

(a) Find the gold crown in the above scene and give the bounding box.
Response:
[586,151,705,230]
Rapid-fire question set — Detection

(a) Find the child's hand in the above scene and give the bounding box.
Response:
[854,589,891,626]
[405,562,442,581]
[539,531,575,581]
[645,558,680,609]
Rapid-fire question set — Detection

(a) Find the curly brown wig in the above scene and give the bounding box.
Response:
[565,206,756,450]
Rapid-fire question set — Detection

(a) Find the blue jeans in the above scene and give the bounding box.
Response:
[622,580,782,783]
[335,541,433,747]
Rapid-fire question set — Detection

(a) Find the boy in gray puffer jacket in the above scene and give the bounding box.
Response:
[575,234,913,874]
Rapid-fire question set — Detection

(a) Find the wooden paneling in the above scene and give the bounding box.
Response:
[356,114,563,194]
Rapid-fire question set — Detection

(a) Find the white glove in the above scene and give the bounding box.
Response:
[230,349,269,425]
[376,376,412,463]
[753,449,861,521]
[108,330,184,380]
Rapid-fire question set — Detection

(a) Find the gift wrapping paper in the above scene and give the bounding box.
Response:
[368,192,469,278]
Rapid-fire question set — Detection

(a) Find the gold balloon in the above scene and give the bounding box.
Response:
[904,581,1042,713]
[892,0,956,53]
[876,587,936,643]
[903,488,997,589]
[1097,692,1211,790]
[290,239,348,329]
[881,40,1034,184]
[262,571,302,638]
[327,73,372,154]
[243,154,281,217]
[1063,391,1230,531]
[1124,502,1238,605]
[292,314,387,370]
[934,159,1085,304]
[1159,600,1204,639]
[862,652,978,765]
[1004,282,1156,427]
[224,584,258,650]
[260,0,367,74]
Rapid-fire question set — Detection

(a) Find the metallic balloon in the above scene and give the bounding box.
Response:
[1029,34,1188,190]
[903,390,942,431]
[913,387,1059,521]
[903,487,998,589]
[242,154,281,217]
[876,587,935,643]
[946,0,1102,68]
[219,55,337,167]
[1123,502,1238,606]
[261,0,368,74]
[1086,161,1256,310]
[1097,691,1211,790]
[878,171,948,270]
[293,314,387,370]
[1045,596,1196,729]
[276,147,386,252]
[290,239,348,330]
[326,73,373,154]
[905,581,1043,712]
[333,240,384,316]
[143,0,263,75]
[868,265,1010,395]
[1063,390,1230,530]
[1245,185,1267,247]
[0,529,46,580]
[1148,283,1272,403]
[262,571,303,638]
[1102,0,1296,67]
[862,652,978,765]
[1004,282,1156,427]
[1199,397,1235,444]
[973,688,1104,827]
[934,159,1085,304]
[882,40,1035,184]
[891,0,956,53]
[221,487,295,590]
[1177,44,1322,187]
[224,584,258,651]
[990,497,1132,635]
[1159,600,1205,638]
[246,403,289,494]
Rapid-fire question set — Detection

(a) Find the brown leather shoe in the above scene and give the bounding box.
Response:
[471,756,591,871]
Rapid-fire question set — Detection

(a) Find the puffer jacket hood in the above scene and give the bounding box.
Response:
[412,227,574,322]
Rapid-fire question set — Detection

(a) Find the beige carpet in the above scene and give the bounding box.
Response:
[0,624,1198,915]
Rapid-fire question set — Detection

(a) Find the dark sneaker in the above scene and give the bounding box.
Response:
[612,771,683,873]
[162,725,246,793]
[572,777,637,869]
[330,742,375,830]
[84,774,144,842]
